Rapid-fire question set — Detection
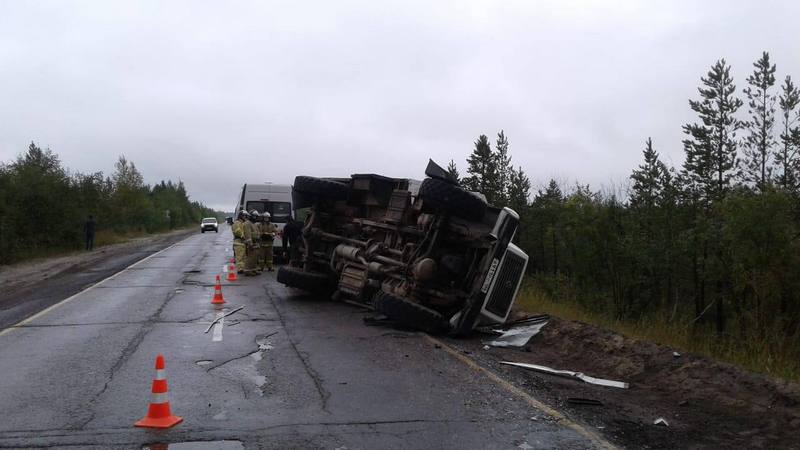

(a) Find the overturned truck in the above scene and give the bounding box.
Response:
[277,160,529,334]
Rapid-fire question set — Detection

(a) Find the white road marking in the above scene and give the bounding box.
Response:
[0,235,194,338]
[223,264,228,273]
[212,312,224,342]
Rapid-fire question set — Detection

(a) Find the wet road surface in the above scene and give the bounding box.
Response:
[0,229,194,331]
[0,226,599,449]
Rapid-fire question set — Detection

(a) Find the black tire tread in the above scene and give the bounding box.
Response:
[293,176,349,199]
[373,290,445,334]
[418,178,487,221]
[277,266,333,293]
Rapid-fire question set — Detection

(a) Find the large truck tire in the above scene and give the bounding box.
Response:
[293,176,350,209]
[293,176,349,199]
[418,178,487,221]
[373,290,446,334]
[277,266,334,294]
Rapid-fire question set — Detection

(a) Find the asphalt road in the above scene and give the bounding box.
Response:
[0,226,599,449]
[0,229,195,331]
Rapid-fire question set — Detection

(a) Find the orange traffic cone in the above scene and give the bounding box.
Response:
[226,262,238,282]
[135,354,183,429]
[211,275,226,304]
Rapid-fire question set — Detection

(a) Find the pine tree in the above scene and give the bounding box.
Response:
[495,130,511,204]
[776,75,800,191]
[536,179,563,275]
[683,59,744,204]
[630,138,665,211]
[538,180,563,209]
[507,166,531,213]
[682,59,743,335]
[463,134,500,204]
[740,52,777,191]
[446,159,460,183]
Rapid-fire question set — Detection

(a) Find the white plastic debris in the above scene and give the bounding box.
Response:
[654,417,669,427]
[488,321,548,348]
[673,351,681,358]
[204,306,245,333]
[500,361,630,389]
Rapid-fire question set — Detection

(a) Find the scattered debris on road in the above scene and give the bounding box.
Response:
[567,397,604,407]
[204,306,245,333]
[487,316,549,348]
[448,314,800,448]
[499,361,630,389]
[653,417,670,427]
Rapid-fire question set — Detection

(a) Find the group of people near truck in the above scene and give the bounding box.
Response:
[230,209,278,276]
[230,209,303,276]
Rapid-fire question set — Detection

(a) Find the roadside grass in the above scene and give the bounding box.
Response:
[94,228,151,247]
[516,278,800,384]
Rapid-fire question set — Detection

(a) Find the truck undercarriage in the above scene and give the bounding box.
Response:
[277,160,528,334]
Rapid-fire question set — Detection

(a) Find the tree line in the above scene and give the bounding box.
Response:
[452,52,800,360]
[0,143,216,263]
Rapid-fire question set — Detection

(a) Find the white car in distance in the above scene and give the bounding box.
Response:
[200,217,219,233]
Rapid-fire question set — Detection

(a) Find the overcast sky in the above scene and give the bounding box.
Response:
[1,1,799,210]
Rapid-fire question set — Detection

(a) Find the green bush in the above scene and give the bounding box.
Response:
[0,143,217,264]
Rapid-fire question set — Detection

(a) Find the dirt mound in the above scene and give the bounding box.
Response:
[445,316,800,449]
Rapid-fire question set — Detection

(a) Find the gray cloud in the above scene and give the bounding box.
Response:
[1,0,799,209]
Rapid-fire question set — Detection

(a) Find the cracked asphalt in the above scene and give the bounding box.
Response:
[0,226,598,449]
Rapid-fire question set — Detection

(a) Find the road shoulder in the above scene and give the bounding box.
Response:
[0,228,197,331]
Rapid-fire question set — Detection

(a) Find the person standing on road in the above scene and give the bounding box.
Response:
[245,210,260,276]
[231,210,248,274]
[261,212,278,272]
[83,215,96,251]
[254,212,266,273]
[282,216,302,266]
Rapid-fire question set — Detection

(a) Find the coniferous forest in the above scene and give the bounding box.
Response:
[0,144,217,263]
[452,53,800,379]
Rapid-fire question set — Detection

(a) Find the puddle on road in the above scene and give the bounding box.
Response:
[143,441,243,450]
[251,337,274,362]
[205,334,276,397]
[252,375,267,387]
[243,337,274,390]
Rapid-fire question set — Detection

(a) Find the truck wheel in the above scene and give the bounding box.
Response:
[293,176,350,209]
[418,178,487,221]
[293,176,349,199]
[373,291,446,334]
[277,266,334,294]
